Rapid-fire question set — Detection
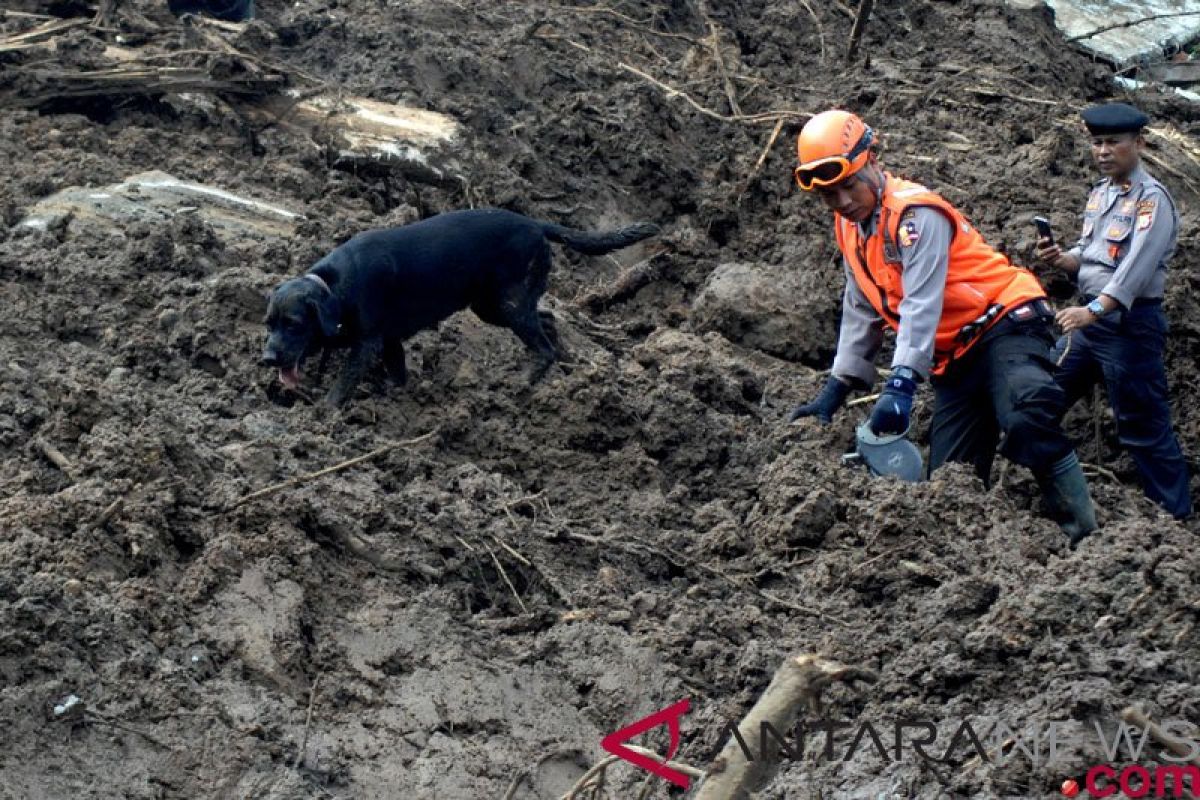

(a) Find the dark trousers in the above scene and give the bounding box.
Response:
[1054,302,1191,519]
[930,314,1074,483]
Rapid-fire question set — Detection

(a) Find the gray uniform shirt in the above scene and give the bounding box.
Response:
[830,206,952,385]
[1067,163,1177,308]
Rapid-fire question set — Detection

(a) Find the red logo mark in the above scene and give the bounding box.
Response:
[1062,778,1080,797]
[600,698,692,788]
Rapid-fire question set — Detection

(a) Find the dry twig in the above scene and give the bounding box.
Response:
[488,546,530,614]
[560,745,704,800]
[697,0,741,116]
[85,710,171,749]
[1067,11,1200,43]
[1141,151,1200,198]
[735,117,785,205]
[795,0,826,61]
[221,430,438,512]
[562,531,848,625]
[294,674,320,769]
[531,28,810,126]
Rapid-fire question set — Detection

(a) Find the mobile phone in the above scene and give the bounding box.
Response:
[1033,216,1055,246]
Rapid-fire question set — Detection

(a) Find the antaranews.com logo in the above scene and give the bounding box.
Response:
[601,699,1200,796]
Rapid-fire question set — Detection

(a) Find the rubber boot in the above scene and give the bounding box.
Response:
[1039,452,1098,547]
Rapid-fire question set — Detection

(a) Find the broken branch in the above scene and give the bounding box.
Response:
[695,655,878,799]
[575,247,668,311]
[1120,707,1200,768]
[846,0,874,64]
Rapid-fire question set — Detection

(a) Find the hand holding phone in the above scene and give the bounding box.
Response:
[1033,216,1055,246]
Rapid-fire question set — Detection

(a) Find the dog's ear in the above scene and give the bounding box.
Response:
[309,292,342,338]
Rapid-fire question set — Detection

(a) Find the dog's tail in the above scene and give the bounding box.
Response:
[541,221,661,255]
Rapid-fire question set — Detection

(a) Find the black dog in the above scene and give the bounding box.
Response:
[262,208,659,406]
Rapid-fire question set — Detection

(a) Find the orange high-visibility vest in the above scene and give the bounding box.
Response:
[834,174,1045,375]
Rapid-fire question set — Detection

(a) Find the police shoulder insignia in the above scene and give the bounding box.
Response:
[1136,197,1156,231]
[898,220,920,247]
[1119,199,1136,214]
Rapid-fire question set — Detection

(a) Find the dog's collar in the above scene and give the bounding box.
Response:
[304,273,331,294]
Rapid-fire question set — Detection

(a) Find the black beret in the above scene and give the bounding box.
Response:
[1081,102,1149,135]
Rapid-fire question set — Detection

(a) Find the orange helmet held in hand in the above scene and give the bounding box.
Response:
[795,110,875,191]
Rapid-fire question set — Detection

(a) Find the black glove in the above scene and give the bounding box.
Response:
[867,369,917,435]
[788,376,853,424]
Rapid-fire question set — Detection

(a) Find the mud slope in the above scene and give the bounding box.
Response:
[1,1,1198,798]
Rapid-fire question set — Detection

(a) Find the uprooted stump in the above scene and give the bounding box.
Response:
[694,654,879,800]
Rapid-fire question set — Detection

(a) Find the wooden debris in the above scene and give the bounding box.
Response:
[574,247,668,312]
[237,92,464,184]
[846,0,874,64]
[1120,706,1200,768]
[694,654,878,800]
[36,438,75,478]
[0,18,89,52]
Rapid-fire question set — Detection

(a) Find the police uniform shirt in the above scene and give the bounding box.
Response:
[1068,164,1177,308]
[831,206,951,385]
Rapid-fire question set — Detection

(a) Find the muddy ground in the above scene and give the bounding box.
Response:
[1,1,1199,798]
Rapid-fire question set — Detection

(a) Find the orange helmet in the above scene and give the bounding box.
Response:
[795,110,875,191]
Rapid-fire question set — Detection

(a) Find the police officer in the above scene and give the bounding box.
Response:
[1036,102,1191,519]
[789,109,1098,543]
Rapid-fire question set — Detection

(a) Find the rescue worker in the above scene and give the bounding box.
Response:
[1036,102,1191,519]
[788,109,1098,543]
